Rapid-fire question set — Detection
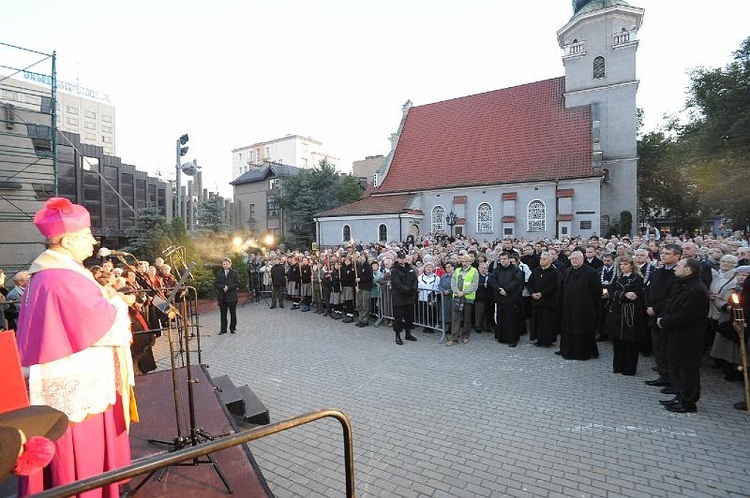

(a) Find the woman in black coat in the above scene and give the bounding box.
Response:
[605,256,647,375]
[526,252,558,347]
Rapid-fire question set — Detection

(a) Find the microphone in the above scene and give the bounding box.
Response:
[98,248,131,258]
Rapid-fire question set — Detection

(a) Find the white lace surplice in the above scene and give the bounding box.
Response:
[27,296,132,424]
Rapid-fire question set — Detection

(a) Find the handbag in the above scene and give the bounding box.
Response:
[453,297,465,312]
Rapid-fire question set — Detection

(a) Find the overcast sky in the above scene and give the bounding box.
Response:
[2,0,748,197]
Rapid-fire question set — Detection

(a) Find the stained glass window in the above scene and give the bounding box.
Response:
[431,206,446,233]
[527,200,546,232]
[477,202,493,233]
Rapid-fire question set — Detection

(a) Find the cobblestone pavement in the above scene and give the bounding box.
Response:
[155,302,750,498]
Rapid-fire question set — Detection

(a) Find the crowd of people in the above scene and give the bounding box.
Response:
[242,229,750,414]
[2,209,749,494]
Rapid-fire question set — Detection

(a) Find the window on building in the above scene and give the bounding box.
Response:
[248,204,256,222]
[267,197,279,218]
[593,56,606,79]
[476,202,493,233]
[2,90,18,101]
[84,110,96,119]
[378,224,388,242]
[343,225,351,242]
[102,114,112,123]
[84,121,97,130]
[527,200,546,232]
[65,106,79,115]
[102,126,112,133]
[269,178,280,190]
[102,136,113,143]
[66,117,79,126]
[431,205,446,233]
[580,220,592,230]
[84,132,96,141]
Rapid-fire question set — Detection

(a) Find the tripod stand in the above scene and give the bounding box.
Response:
[133,276,232,493]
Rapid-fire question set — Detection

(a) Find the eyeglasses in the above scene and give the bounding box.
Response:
[66,232,97,242]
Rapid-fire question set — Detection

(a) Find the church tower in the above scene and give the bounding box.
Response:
[557,0,644,235]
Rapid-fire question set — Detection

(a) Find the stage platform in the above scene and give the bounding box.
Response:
[0,365,272,498]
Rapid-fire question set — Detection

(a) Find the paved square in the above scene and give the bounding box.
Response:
[160,302,750,497]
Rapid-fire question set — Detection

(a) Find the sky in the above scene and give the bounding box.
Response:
[2,1,748,198]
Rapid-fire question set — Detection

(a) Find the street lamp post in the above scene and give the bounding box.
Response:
[175,134,189,222]
[446,211,457,236]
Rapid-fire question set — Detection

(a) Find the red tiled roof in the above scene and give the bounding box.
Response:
[377,77,593,194]
[315,194,418,218]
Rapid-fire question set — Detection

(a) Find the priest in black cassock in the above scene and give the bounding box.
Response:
[558,250,602,360]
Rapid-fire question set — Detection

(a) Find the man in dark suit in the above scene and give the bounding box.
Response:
[656,257,710,413]
[215,257,240,334]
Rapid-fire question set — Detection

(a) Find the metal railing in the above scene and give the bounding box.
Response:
[33,408,356,498]
[374,284,448,341]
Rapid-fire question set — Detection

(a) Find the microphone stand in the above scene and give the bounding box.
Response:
[132,262,232,494]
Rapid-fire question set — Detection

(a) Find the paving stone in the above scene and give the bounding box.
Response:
[152,304,750,497]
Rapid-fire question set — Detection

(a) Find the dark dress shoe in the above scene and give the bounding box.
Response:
[218,331,227,335]
[734,401,748,410]
[554,351,562,355]
[404,333,418,341]
[660,387,677,395]
[509,343,517,348]
[269,305,276,309]
[395,334,403,345]
[359,322,369,327]
[659,397,680,406]
[645,378,669,387]
[665,402,696,413]
[230,330,236,334]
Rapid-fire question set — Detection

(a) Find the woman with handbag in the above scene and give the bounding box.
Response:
[605,256,647,376]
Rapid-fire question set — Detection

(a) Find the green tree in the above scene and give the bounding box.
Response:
[638,36,750,233]
[126,206,173,262]
[280,159,363,249]
[684,36,750,230]
[196,196,229,233]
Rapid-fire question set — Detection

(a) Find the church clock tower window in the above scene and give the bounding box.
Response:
[593,56,605,79]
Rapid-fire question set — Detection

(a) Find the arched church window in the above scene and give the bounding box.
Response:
[593,56,606,79]
[378,224,388,242]
[431,205,446,233]
[476,202,493,233]
[342,224,351,242]
[527,200,546,232]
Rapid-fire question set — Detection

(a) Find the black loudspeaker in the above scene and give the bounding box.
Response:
[213,374,270,425]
